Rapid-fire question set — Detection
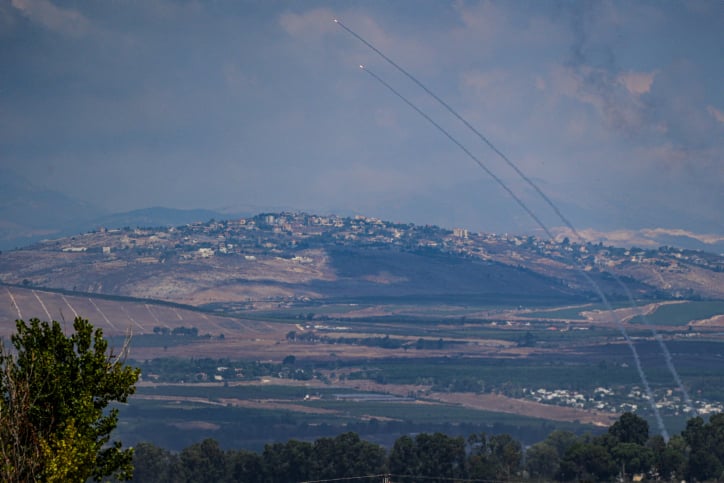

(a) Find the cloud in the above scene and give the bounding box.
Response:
[461,69,510,92]
[547,64,644,133]
[10,0,89,37]
[453,0,505,40]
[645,142,724,180]
[278,8,338,39]
[450,1,567,62]
[618,71,656,95]
[707,105,724,124]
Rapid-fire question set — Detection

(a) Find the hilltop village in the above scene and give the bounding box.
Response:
[46,213,721,271]
[35,212,723,299]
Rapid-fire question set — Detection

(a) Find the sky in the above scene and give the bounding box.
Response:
[1,0,723,240]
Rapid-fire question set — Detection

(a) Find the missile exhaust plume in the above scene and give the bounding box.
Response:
[334,17,695,418]
[361,65,669,440]
[361,66,549,233]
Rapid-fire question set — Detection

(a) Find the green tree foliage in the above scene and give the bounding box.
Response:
[388,432,466,482]
[682,414,724,481]
[416,432,467,481]
[524,429,578,480]
[543,429,580,459]
[608,411,649,445]
[387,434,419,478]
[557,441,617,481]
[648,434,685,481]
[178,438,228,483]
[603,412,653,479]
[128,412,724,482]
[467,433,522,481]
[132,442,180,483]
[610,442,653,478]
[310,432,387,480]
[225,448,263,483]
[262,439,313,482]
[525,442,559,481]
[0,317,140,481]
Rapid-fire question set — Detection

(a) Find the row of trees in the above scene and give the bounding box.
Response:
[131,412,724,482]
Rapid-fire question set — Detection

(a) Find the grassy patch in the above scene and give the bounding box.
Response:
[629,300,724,326]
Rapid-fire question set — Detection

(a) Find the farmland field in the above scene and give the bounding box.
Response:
[2,283,723,449]
[628,300,724,326]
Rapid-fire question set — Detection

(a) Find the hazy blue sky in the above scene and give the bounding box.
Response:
[1,0,722,236]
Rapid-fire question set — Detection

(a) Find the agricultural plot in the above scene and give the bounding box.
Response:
[120,382,590,451]
[0,285,278,339]
[628,300,724,326]
[3,284,723,447]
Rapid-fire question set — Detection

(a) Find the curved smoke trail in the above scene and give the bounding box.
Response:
[334,17,695,419]
[333,18,696,418]
[360,64,669,439]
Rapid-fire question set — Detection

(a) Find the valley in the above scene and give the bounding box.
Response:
[1,212,723,450]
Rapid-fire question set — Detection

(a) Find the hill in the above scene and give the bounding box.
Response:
[1,212,722,310]
[1,212,723,446]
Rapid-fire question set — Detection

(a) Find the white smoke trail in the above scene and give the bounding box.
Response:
[335,18,696,418]
[359,64,669,439]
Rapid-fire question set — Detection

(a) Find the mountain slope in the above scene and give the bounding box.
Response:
[2,212,721,310]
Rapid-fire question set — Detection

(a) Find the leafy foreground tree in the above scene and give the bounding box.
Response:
[0,317,140,481]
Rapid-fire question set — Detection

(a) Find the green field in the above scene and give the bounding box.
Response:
[120,386,593,451]
[524,301,641,320]
[629,300,724,326]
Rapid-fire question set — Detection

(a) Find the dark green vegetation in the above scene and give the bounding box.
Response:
[0,318,139,481]
[129,412,724,482]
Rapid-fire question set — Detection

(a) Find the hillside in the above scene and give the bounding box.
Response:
[1,212,723,445]
[1,213,722,310]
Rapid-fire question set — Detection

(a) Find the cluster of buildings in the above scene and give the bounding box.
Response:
[521,385,723,417]
[50,211,721,272]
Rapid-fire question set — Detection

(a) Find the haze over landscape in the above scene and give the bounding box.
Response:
[2,3,724,479]
[1,0,722,250]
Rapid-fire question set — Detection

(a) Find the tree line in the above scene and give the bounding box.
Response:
[132,412,724,482]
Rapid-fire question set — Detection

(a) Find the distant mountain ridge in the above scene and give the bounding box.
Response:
[1,169,721,253]
[0,168,101,249]
[87,207,237,231]
[0,169,247,250]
